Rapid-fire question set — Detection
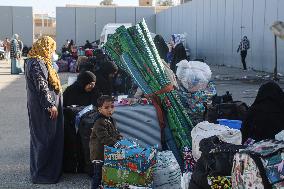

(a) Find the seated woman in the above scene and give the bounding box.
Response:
[241,81,284,143]
[84,40,93,50]
[95,60,118,96]
[63,71,101,107]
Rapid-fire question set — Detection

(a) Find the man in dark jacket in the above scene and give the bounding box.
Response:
[89,95,122,189]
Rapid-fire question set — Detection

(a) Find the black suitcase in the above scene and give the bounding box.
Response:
[205,101,249,123]
[63,106,85,173]
[78,110,98,176]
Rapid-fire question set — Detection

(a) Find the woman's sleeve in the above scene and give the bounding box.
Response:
[30,61,55,109]
[166,52,173,63]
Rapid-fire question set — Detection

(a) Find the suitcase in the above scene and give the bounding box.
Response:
[63,106,85,173]
[78,110,98,175]
[205,101,248,123]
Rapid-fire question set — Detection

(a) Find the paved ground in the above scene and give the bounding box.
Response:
[0,59,283,189]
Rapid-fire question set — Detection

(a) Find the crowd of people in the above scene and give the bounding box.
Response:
[22,33,283,189]
[1,34,31,74]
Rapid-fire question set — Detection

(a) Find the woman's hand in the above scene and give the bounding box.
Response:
[48,106,58,120]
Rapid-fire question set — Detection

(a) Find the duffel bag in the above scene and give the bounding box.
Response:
[232,139,284,189]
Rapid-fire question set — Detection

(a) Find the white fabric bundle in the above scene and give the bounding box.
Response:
[191,121,242,160]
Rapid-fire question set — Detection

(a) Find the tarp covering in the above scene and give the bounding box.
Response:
[113,104,162,149]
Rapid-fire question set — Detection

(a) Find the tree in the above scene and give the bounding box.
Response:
[100,0,114,6]
[156,0,174,6]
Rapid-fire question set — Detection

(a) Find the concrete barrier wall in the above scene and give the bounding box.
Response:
[156,0,284,74]
[56,7,156,51]
[0,6,33,47]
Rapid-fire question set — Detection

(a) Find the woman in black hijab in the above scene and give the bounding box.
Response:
[241,81,284,143]
[154,35,169,61]
[63,71,101,107]
[84,40,93,49]
[95,60,118,96]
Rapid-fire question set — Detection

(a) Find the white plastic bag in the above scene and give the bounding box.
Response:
[153,151,182,189]
[275,130,284,141]
[191,121,242,160]
[180,172,191,189]
[176,60,212,92]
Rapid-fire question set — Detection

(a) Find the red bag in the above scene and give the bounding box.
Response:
[85,49,93,57]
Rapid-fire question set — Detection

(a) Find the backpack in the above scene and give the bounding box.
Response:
[232,139,284,189]
[205,101,249,123]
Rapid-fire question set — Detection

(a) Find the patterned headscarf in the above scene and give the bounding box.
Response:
[13,34,19,40]
[28,36,61,93]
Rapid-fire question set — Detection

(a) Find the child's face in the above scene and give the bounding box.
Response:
[98,101,114,117]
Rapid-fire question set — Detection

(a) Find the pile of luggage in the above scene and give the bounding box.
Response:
[60,20,284,189]
[56,56,77,73]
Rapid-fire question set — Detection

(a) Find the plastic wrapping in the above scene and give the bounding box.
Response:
[103,139,157,188]
[153,151,182,189]
[176,60,212,92]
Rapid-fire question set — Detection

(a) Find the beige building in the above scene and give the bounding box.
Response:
[34,14,56,40]
[139,0,156,6]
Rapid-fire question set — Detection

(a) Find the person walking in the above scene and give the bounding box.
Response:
[18,37,24,58]
[3,38,11,60]
[237,36,250,70]
[10,34,23,74]
[25,36,64,184]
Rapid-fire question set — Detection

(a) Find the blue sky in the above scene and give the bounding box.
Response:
[0,0,139,16]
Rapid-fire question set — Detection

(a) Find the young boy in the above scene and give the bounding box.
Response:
[89,95,122,189]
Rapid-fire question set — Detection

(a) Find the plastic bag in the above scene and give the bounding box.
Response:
[176,60,212,92]
[153,151,181,189]
[181,172,191,189]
